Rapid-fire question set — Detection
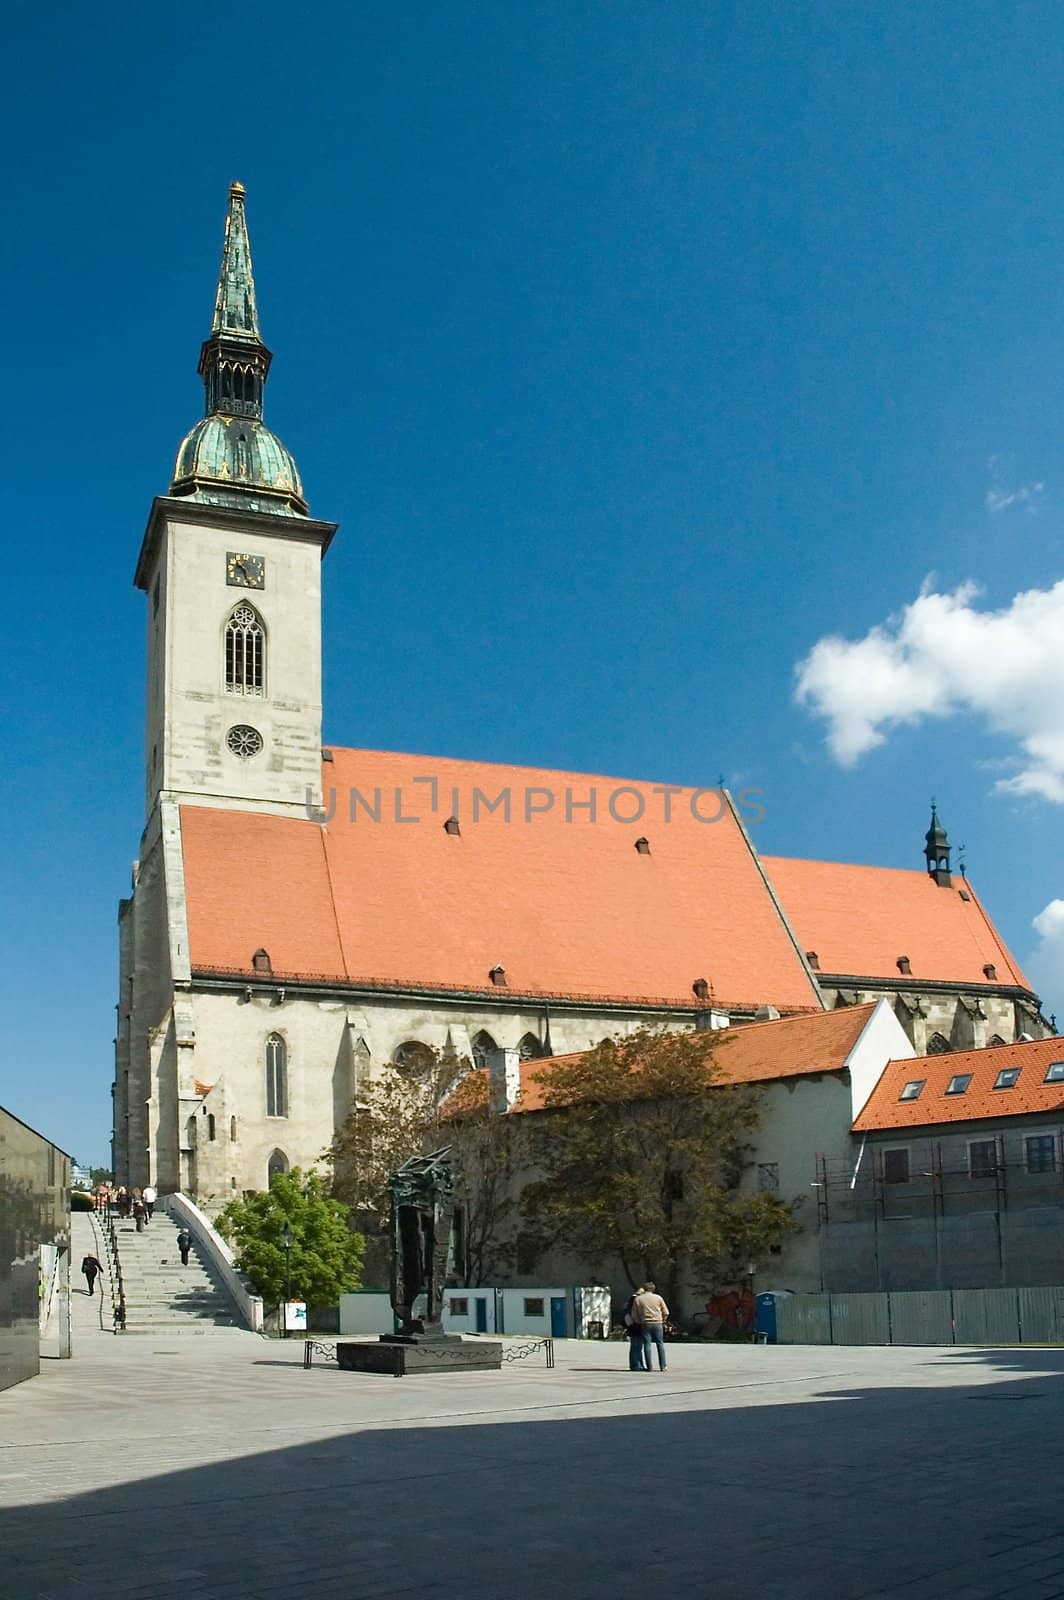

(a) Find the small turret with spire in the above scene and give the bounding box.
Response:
[924,800,952,888]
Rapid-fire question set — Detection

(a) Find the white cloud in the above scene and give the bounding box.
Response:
[986,481,1043,513]
[1025,900,1064,1020]
[795,578,1064,801]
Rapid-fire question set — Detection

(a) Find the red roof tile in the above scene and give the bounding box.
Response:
[180,750,822,1010]
[181,808,345,981]
[852,1036,1064,1131]
[511,1004,878,1113]
[762,856,1031,991]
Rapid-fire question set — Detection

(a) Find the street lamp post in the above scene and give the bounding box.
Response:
[281,1222,293,1338]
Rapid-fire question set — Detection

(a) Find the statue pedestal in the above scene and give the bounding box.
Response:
[337,1337,503,1376]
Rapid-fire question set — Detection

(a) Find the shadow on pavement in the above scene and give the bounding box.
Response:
[3,1354,1064,1600]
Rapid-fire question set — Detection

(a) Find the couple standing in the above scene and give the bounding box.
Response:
[623,1282,669,1371]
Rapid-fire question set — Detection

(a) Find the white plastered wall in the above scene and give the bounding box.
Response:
[144,509,324,819]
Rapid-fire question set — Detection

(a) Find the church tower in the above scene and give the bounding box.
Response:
[133,183,337,823]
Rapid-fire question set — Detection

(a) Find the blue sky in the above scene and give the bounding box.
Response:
[3,1,1064,1164]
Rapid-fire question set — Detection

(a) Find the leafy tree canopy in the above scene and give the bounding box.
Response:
[521,1027,796,1302]
[216,1168,363,1308]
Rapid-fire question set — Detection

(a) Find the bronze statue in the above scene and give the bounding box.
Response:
[337,1143,503,1373]
[386,1147,455,1339]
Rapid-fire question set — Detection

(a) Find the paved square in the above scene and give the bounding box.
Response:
[4,1301,1063,1600]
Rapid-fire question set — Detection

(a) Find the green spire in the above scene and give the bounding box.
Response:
[170,184,308,517]
[197,183,272,422]
[211,181,261,339]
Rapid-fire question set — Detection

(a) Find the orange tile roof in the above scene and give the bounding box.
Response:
[510,1004,878,1113]
[852,1036,1064,1131]
[181,808,345,981]
[762,856,1031,991]
[180,749,823,1011]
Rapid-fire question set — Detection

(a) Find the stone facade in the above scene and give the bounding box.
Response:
[824,983,1046,1056]
[135,499,334,824]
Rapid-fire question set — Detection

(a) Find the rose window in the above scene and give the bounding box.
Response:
[226,724,264,759]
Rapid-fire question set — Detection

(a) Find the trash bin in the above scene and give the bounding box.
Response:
[587,1320,605,1340]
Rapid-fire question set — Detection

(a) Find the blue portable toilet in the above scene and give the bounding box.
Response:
[756,1292,779,1343]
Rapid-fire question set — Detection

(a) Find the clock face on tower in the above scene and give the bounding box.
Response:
[226,551,266,589]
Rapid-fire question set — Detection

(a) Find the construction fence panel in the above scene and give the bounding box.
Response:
[773,1287,1064,1346]
[775,1293,832,1345]
[952,1288,1019,1346]
[889,1290,954,1346]
[1018,1287,1064,1343]
[829,1292,891,1345]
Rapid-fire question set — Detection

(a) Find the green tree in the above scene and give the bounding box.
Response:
[520,1027,796,1305]
[216,1168,364,1308]
[327,1047,519,1286]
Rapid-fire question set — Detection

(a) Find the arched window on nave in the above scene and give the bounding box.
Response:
[471,1031,498,1070]
[266,1033,288,1117]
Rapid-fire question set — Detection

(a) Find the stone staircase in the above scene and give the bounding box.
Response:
[113,1211,248,1334]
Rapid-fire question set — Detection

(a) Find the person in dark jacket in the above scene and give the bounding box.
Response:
[623,1288,649,1370]
[81,1254,103,1296]
[176,1228,192,1266]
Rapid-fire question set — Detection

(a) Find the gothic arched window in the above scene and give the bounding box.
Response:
[471,1031,498,1070]
[267,1149,289,1184]
[518,1033,543,1061]
[266,1033,288,1117]
[230,1116,238,1142]
[393,1040,435,1078]
[207,1114,216,1142]
[927,1032,951,1055]
[225,602,265,697]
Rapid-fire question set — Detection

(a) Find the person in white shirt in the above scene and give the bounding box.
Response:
[142,1184,157,1220]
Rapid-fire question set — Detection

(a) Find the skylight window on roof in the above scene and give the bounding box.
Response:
[945,1074,972,1096]
[898,1080,925,1102]
[993,1067,1021,1090]
[1045,1062,1064,1084]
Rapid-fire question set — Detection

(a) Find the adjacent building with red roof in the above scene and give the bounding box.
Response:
[113,187,1050,1220]
[812,1034,1064,1293]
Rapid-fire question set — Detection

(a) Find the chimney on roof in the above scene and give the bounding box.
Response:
[692,978,710,1002]
[634,836,650,855]
[443,816,460,836]
[983,963,997,981]
[486,1046,521,1113]
[806,951,820,971]
[896,956,911,975]
[252,947,272,975]
[489,965,507,987]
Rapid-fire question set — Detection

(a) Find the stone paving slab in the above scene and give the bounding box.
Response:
[4,1331,1063,1599]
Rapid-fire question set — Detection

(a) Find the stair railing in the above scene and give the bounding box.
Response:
[99,1205,127,1332]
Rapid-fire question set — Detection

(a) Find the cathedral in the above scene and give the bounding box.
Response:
[113,185,1050,1206]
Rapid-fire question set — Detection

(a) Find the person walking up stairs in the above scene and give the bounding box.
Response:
[111,1210,248,1334]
